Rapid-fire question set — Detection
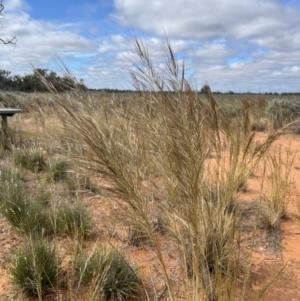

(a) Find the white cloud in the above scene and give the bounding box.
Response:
[107,0,300,92]
[192,52,300,93]
[187,43,236,64]
[4,0,29,12]
[0,0,299,92]
[0,9,94,75]
[112,0,300,49]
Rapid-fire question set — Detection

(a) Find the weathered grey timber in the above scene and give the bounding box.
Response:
[0,109,22,149]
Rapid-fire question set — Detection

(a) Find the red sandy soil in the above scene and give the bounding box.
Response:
[242,133,300,300]
[1,132,300,300]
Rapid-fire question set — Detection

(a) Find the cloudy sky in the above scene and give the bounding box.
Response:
[0,0,300,92]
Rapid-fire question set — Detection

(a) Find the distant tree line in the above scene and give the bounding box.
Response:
[1,71,299,95]
[199,84,300,96]
[89,88,135,93]
[0,69,87,92]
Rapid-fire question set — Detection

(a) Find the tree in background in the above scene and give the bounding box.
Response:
[0,68,87,92]
[200,84,211,94]
[0,0,17,45]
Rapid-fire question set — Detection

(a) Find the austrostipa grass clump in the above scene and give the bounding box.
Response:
[13,147,48,172]
[10,237,59,300]
[0,169,51,236]
[52,202,94,239]
[34,38,291,301]
[75,248,141,301]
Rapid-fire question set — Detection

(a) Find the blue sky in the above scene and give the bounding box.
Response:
[1,0,300,92]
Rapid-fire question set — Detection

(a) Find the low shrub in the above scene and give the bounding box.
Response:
[267,98,300,129]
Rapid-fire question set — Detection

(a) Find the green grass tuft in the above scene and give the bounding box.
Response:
[9,238,59,298]
[13,147,48,172]
[0,170,51,236]
[76,248,141,301]
[52,202,94,239]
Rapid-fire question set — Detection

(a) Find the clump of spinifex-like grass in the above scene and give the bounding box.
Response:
[75,247,141,301]
[0,169,51,236]
[13,147,48,172]
[52,202,94,239]
[35,39,290,301]
[9,237,60,300]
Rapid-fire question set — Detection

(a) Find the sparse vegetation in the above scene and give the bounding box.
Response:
[267,98,300,129]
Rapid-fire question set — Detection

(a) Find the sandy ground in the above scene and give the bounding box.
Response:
[242,133,300,300]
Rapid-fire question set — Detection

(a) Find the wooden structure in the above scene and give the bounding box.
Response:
[0,109,22,149]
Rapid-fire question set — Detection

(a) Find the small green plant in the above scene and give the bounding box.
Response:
[52,202,93,239]
[13,147,48,172]
[76,248,141,301]
[0,171,51,236]
[10,238,59,299]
